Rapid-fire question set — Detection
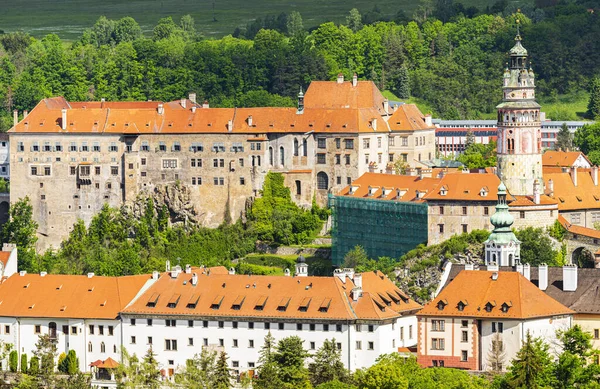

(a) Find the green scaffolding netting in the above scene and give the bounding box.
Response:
[329,194,429,266]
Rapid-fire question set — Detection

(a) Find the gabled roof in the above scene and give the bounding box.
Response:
[0,252,10,268]
[544,171,600,210]
[542,151,591,168]
[303,80,386,115]
[420,270,573,319]
[422,173,509,202]
[337,172,441,202]
[558,215,600,239]
[122,269,420,321]
[387,104,433,132]
[0,273,150,319]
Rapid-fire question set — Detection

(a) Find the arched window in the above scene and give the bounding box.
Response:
[317,172,328,190]
[88,342,93,352]
[252,156,256,166]
[257,156,261,166]
[100,342,105,353]
[280,146,285,166]
[295,180,301,195]
[303,139,308,157]
[293,138,299,156]
[48,322,57,339]
[269,147,273,166]
[508,254,514,265]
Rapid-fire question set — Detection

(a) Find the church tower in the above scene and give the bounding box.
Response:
[485,183,521,267]
[496,21,543,196]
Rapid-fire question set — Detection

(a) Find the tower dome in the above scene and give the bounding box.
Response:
[484,182,521,266]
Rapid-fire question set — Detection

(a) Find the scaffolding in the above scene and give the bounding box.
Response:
[329,194,429,266]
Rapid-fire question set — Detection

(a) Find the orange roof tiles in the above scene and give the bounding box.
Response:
[544,171,600,211]
[122,269,420,321]
[337,172,441,202]
[542,151,591,167]
[558,215,600,239]
[0,273,150,319]
[0,252,10,268]
[387,104,433,132]
[509,194,558,207]
[304,80,386,114]
[418,270,573,319]
[422,172,509,202]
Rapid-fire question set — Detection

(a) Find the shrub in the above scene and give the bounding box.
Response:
[20,353,27,373]
[29,355,39,375]
[9,350,18,372]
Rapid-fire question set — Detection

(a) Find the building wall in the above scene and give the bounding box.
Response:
[509,207,558,230]
[0,137,9,179]
[358,133,389,175]
[497,153,543,197]
[574,314,600,362]
[389,129,435,168]
[562,209,600,229]
[427,201,496,245]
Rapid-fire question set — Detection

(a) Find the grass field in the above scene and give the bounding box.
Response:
[539,91,590,121]
[1,0,523,40]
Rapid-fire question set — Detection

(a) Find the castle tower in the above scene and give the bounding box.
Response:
[496,21,543,196]
[484,183,521,267]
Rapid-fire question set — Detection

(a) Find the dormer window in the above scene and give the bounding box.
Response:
[440,187,447,196]
[485,301,496,312]
[480,187,488,197]
[211,295,224,310]
[457,300,468,312]
[501,301,512,313]
[319,298,331,313]
[277,297,291,312]
[255,296,268,311]
[231,295,245,310]
[437,299,448,311]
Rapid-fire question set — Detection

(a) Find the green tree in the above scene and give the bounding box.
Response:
[273,336,311,389]
[29,356,40,376]
[139,347,161,389]
[9,349,18,372]
[176,348,218,388]
[342,246,369,269]
[1,197,38,272]
[354,360,409,389]
[287,11,304,36]
[254,332,282,389]
[554,325,600,388]
[515,227,559,266]
[33,334,58,388]
[309,338,349,386]
[55,372,91,389]
[555,123,573,151]
[20,353,28,373]
[587,77,600,120]
[574,123,600,165]
[213,351,232,389]
[506,331,554,389]
[65,350,79,375]
[346,9,363,33]
[316,381,357,389]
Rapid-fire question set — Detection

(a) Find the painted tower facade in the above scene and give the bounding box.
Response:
[496,23,543,196]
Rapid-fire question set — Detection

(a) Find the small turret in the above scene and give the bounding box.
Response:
[297,87,304,114]
[484,183,521,267]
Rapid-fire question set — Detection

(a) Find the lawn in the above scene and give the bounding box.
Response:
[1,0,526,40]
[538,91,590,121]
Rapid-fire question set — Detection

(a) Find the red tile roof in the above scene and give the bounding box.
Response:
[0,252,10,268]
[542,151,591,167]
[418,270,573,319]
[337,172,441,202]
[304,80,386,114]
[558,215,600,239]
[544,171,600,211]
[388,104,433,132]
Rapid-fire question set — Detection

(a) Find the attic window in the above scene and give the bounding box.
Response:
[298,297,312,312]
[457,300,468,312]
[146,293,160,308]
[501,301,512,313]
[146,123,150,127]
[386,291,400,304]
[559,197,565,203]
[211,295,224,310]
[207,123,212,127]
[88,286,94,292]
[167,294,181,309]
[269,123,274,127]
[594,195,599,201]
[124,123,129,127]
[168,122,173,127]
[23,283,30,289]
[255,296,268,311]
[378,293,392,306]
[187,294,200,309]
[188,123,193,127]
[277,297,291,312]
[111,123,116,126]
[437,299,448,311]
[480,188,488,197]
[309,123,314,127]
[326,123,331,128]
[395,290,409,303]
[60,306,67,312]
[29,304,35,310]
[485,301,496,312]
[94,121,99,126]
[231,295,245,310]
[576,196,582,202]
[319,298,332,312]
[343,124,348,128]
[440,188,447,196]
[100,300,107,307]
[373,299,386,312]
[56,285,62,290]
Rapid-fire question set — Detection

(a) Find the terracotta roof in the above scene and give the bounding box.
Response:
[387,104,433,132]
[0,252,10,268]
[509,195,558,207]
[544,171,600,210]
[304,80,386,114]
[337,173,441,202]
[419,270,573,319]
[0,273,150,319]
[558,215,600,239]
[98,357,119,369]
[422,172,510,202]
[542,151,591,167]
[122,269,419,321]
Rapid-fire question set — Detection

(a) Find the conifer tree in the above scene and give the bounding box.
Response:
[254,332,282,389]
[138,347,161,389]
[587,77,600,120]
[213,351,232,389]
[273,336,311,389]
[507,331,554,389]
[556,123,573,151]
[308,338,349,386]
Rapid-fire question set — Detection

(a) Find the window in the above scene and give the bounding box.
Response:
[336,176,341,185]
[317,172,329,190]
[147,319,153,326]
[310,342,316,350]
[401,153,408,162]
[159,142,166,152]
[345,154,350,165]
[363,138,371,149]
[364,154,369,164]
[293,138,299,156]
[409,325,413,339]
[214,177,224,186]
[131,336,136,344]
[484,207,489,216]
[17,142,24,152]
[389,153,394,162]
[80,166,90,176]
[336,324,342,332]
[438,224,444,233]
[520,211,525,219]
[264,323,270,330]
[356,341,362,350]
[431,338,445,350]
[203,321,208,328]
[43,141,51,152]
[594,329,599,340]
[462,224,468,233]
[401,137,408,147]
[323,324,329,332]
[368,342,374,350]
[70,166,76,175]
[141,141,149,152]
[218,321,224,329]
[109,142,118,152]
[111,166,118,175]
[431,320,445,331]
[461,350,468,362]
[166,319,176,327]
[461,320,468,328]
[335,154,341,165]
[295,180,301,195]
[172,142,181,152]
[461,330,468,342]
[162,159,177,169]
[233,339,238,347]
[35,325,41,334]
[440,206,444,215]
[81,142,89,152]
[492,322,504,333]
[88,342,92,352]
[203,338,208,346]
[389,136,395,146]
[188,338,194,346]
[92,142,100,152]
[316,153,326,164]
[108,326,113,336]
[368,325,374,333]
[278,323,285,330]
[347,177,352,184]
[100,342,105,353]
[31,166,37,176]
[345,139,354,149]
[377,137,382,148]
[317,138,326,149]
[249,339,255,348]
[98,325,104,335]
[240,177,246,185]
[462,206,467,215]
[165,339,178,351]
[297,323,303,331]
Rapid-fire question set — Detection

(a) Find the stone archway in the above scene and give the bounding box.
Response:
[0,201,8,226]
[572,247,595,268]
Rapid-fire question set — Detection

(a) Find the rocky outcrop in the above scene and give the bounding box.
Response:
[128,183,200,227]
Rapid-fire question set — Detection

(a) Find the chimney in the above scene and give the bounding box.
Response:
[284,268,291,277]
[383,99,389,114]
[337,73,344,84]
[353,273,362,288]
[533,179,541,204]
[247,116,253,127]
[227,119,233,132]
[152,271,159,280]
[181,98,187,109]
[185,264,192,274]
[165,260,171,272]
[202,100,209,109]
[40,271,47,277]
[333,269,346,283]
[487,263,499,272]
[61,109,67,130]
[593,166,599,186]
[424,114,432,127]
[229,267,235,275]
[344,268,355,280]
[189,93,197,104]
[101,98,105,102]
[191,273,198,286]
[352,73,358,87]
[171,266,181,278]
[87,272,94,278]
[372,118,377,131]
[563,264,578,292]
[19,270,27,276]
[538,263,548,290]
[13,110,18,127]
[157,103,164,115]
[351,287,362,301]
[571,166,578,187]
[465,264,474,271]
[548,179,554,197]
[191,106,196,113]
[516,263,524,275]
[23,110,28,118]
[523,263,531,280]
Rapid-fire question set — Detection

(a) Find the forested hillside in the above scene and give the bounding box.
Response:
[0,1,599,127]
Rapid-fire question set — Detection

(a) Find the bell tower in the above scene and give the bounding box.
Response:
[496,20,543,196]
